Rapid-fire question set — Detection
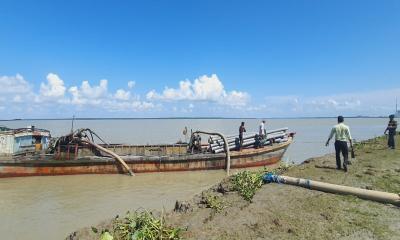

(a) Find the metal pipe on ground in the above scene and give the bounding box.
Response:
[263,173,400,206]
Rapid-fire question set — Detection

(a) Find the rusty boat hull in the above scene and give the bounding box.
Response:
[0,138,292,178]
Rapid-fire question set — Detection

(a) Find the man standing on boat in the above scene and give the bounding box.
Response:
[259,120,267,138]
[384,114,397,149]
[239,122,246,151]
[325,116,353,172]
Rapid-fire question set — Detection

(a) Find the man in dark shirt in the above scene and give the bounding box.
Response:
[384,114,397,149]
[239,122,246,151]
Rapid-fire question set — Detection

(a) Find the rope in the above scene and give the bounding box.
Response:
[263,173,285,184]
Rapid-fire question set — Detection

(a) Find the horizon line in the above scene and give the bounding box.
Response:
[0,115,389,121]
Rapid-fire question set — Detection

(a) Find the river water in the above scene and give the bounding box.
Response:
[0,118,388,239]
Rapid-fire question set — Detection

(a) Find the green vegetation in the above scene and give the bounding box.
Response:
[232,170,264,201]
[230,163,293,202]
[91,211,183,240]
[202,193,226,212]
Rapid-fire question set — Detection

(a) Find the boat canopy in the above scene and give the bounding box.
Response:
[0,127,51,156]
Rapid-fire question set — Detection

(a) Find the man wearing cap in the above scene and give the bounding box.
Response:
[326,116,353,172]
[384,114,397,149]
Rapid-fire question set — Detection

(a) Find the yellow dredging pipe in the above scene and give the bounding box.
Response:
[82,139,134,176]
[193,131,231,176]
[264,174,400,206]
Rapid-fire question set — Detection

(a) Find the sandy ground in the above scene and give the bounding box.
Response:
[68,135,400,240]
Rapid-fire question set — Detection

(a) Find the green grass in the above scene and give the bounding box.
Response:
[92,211,183,240]
[202,193,226,212]
[232,170,264,201]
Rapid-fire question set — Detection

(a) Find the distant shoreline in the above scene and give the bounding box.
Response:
[0,116,389,121]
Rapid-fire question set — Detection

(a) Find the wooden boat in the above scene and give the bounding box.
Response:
[0,127,294,178]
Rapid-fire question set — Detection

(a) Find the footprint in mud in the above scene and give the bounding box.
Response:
[320,212,331,221]
[363,169,376,176]
[272,218,282,227]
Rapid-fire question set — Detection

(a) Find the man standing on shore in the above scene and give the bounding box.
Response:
[384,114,397,149]
[239,122,246,151]
[259,120,266,138]
[325,116,353,172]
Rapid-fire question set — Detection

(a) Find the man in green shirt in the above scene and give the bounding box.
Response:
[325,116,353,172]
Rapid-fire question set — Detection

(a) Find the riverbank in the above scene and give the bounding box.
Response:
[68,135,400,239]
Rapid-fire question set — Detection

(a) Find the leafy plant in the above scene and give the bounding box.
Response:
[112,210,182,240]
[203,193,226,212]
[91,227,114,240]
[232,170,264,201]
[91,211,182,240]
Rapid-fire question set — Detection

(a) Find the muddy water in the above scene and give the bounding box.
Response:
[0,171,226,239]
[0,118,388,239]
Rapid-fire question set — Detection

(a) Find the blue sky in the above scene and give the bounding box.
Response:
[0,0,399,118]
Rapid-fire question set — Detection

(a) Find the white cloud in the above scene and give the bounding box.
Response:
[66,78,155,112]
[146,90,157,100]
[223,90,250,107]
[12,95,22,103]
[192,74,225,101]
[39,73,66,98]
[259,88,400,116]
[69,79,108,105]
[2,72,398,118]
[132,101,155,111]
[128,81,135,89]
[105,100,155,112]
[0,73,157,117]
[0,74,31,94]
[146,74,249,107]
[114,89,131,101]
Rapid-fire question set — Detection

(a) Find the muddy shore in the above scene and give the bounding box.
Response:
[68,135,400,240]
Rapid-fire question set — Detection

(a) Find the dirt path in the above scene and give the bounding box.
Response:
[69,135,400,240]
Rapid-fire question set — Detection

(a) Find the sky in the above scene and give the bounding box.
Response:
[0,0,399,119]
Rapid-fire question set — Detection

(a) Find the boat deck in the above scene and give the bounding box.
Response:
[0,138,292,177]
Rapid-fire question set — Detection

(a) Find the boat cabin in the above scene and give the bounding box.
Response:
[0,126,51,156]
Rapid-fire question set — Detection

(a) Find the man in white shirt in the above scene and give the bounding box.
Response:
[259,120,266,138]
[326,116,353,172]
